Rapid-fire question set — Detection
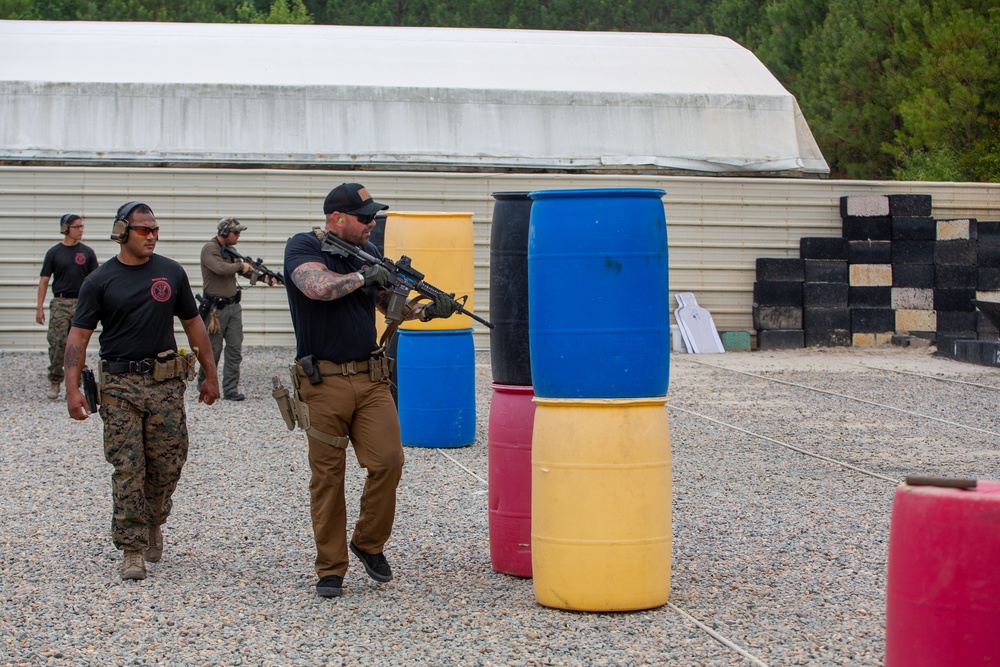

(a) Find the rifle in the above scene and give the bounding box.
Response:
[320,231,494,329]
[221,245,284,286]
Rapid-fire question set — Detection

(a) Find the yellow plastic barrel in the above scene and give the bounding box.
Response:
[532,396,672,611]
[383,211,475,331]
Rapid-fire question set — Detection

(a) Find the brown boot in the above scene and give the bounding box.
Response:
[121,550,147,580]
[144,525,163,563]
[46,381,60,400]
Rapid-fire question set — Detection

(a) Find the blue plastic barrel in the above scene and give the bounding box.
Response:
[527,188,669,398]
[397,329,476,448]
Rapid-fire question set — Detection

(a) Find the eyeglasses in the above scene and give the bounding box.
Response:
[128,225,160,237]
[354,213,377,224]
[69,224,84,229]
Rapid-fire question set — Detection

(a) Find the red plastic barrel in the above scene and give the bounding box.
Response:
[488,383,535,577]
[885,480,1000,666]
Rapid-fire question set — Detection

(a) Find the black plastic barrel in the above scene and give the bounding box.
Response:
[489,192,533,386]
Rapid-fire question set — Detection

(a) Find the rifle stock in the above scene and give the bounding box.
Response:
[320,231,493,329]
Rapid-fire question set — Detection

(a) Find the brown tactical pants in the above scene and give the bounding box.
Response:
[297,369,404,579]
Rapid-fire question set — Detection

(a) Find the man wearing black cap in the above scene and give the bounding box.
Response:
[36,213,99,400]
[283,182,457,598]
[197,217,276,401]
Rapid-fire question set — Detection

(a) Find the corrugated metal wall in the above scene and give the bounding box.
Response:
[3,166,999,351]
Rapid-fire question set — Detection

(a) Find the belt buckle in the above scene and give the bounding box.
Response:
[131,360,153,374]
[343,360,358,375]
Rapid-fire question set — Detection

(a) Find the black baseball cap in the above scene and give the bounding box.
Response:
[323,183,389,217]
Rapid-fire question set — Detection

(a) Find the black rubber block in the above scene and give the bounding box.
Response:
[887,194,933,217]
[842,216,892,241]
[934,240,977,266]
[892,263,935,288]
[753,306,803,330]
[935,265,977,289]
[934,287,977,312]
[892,216,936,241]
[757,329,805,350]
[937,310,977,332]
[804,307,851,331]
[977,243,1000,268]
[893,240,934,265]
[851,308,895,333]
[849,240,893,264]
[978,268,1000,291]
[755,258,805,282]
[977,221,1000,243]
[800,237,850,261]
[805,329,852,347]
[849,286,892,308]
[753,281,803,307]
[804,282,849,308]
[804,260,848,283]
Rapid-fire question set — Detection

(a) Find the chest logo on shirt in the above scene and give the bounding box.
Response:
[151,279,172,303]
[74,253,86,265]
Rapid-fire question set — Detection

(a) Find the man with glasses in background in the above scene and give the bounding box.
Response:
[36,213,99,399]
[63,201,220,581]
[197,217,277,401]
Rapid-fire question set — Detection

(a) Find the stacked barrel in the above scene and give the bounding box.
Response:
[384,212,477,448]
[487,193,536,577]
[528,188,672,612]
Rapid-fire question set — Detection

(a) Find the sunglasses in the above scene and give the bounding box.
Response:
[128,225,160,237]
[354,213,377,224]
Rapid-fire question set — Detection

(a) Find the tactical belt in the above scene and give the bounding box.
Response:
[296,358,373,377]
[54,292,79,299]
[102,359,155,375]
[203,292,241,307]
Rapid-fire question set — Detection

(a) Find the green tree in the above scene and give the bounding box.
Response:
[887,0,999,181]
[236,0,312,23]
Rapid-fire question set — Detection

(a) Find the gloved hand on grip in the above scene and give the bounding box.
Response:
[420,293,459,321]
[359,265,390,288]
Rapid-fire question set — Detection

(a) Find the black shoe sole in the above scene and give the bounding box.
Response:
[316,585,343,598]
[349,542,393,583]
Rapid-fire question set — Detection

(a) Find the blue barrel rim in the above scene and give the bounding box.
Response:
[398,328,475,337]
[528,188,666,200]
[491,191,532,200]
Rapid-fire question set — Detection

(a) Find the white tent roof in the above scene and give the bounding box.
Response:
[0,20,829,175]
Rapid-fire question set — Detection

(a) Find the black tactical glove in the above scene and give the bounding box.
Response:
[359,265,390,288]
[420,293,459,321]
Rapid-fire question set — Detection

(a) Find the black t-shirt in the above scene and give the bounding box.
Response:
[40,242,99,295]
[283,231,380,363]
[73,254,199,360]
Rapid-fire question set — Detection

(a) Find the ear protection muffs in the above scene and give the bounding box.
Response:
[60,214,78,235]
[219,219,230,238]
[111,201,145,243]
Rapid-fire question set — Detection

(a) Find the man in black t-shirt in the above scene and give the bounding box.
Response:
[36,214,99,399]
[284,182,457,598]
[64,201,220,581]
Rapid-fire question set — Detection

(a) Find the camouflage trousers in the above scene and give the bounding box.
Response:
[98,372,189,552]
[46,297,76,383]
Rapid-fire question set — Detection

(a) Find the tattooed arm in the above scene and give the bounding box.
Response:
[64,326,94,420]
[291,261,365,301]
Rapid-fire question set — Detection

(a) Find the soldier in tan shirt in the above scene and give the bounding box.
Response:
[197,217,277,400]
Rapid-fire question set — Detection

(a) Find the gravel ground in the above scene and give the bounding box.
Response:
[2,344,999,666]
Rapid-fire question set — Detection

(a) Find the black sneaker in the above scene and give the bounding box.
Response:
[349,542,393,582]
[223,391,246,401]
[316,574,343,597]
